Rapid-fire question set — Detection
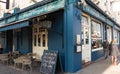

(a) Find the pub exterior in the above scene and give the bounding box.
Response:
[0,0,120,73]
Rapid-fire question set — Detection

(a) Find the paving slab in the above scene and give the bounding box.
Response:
[75,57,120,74]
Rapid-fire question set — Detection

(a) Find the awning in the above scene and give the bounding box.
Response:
[0,21,29,31]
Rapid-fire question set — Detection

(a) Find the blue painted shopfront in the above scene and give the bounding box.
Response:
[14,27,32,54]
[0,0,119,73]
[64,3,82,72]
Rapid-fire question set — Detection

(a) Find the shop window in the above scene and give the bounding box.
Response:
[107,26,112,43]
[82,16,88,26]
[92,39,102,49]
[91,21,103,49]
[114,29,119,43]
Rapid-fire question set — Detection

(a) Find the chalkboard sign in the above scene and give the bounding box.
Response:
[40,50,58,74]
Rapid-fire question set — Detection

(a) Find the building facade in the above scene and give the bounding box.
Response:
[92,0,120,25]
[0,0,120,73]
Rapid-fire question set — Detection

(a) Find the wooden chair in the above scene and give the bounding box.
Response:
[0,54,9,65]
[8,51,20,65]
[13,56,25,68]
[22,58,32,71]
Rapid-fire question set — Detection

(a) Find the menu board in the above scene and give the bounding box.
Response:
[40,50,58,74]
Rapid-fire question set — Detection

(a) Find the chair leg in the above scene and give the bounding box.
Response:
[14,63,16,69]
[30,64,32,72]
[22,64,24,70]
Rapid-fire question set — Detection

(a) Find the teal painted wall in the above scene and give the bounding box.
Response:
[64,3,82,72]
[3,30,13,53]
[48,11,65,71]
[14,30,17,51]
[67,0,76,4]
[92,50,104,61]
[1,32,6,53]
[15,27,32,54]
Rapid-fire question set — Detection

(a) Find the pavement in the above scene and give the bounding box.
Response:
[74,56,120,74]
[0,61,40,74]
[0,56,120,74]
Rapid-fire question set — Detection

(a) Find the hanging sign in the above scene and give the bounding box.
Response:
[39,21,52,28]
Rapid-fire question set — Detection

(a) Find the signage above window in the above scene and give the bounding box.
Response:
[0,0,65,26]
[31,15,52,29]
[37,21,52,29]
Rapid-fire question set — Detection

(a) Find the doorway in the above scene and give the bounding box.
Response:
[81,15,91,67]
[6,30,13,53]
[32,25,48,60]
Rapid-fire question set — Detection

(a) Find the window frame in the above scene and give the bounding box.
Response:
[91,18,103,50]
[114,29,119,44]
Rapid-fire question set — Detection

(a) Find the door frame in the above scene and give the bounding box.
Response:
[81,13,91,64]
[32,25,48,60]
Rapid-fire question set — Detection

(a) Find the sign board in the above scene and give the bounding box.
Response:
[40,50,58,74]
[0,0,65,26]
[82,5,114,26]
[18,0,65,20]
[82,5,106,22]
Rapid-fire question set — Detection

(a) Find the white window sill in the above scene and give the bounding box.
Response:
[92,47,103,52]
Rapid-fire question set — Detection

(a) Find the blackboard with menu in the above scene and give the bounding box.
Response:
[40,50,58,74]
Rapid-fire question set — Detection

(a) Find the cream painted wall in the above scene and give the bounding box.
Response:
[17,0,43,9]
[92,0,120,25]
[0,0,6,17]
[0,0,43,18]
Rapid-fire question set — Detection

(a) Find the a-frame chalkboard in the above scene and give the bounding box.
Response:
[40,50,58,74]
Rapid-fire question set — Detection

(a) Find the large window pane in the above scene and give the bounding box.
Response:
[92,21,102,38]
[92,39,102,49]
[107,26,112,43]
[114,29,119,43]
[91,21,103,49]
[82,16,88,26]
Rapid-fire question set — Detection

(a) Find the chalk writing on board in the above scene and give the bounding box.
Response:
[40,50,58,74]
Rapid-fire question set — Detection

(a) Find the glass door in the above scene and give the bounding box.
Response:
[81,16,91,66]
